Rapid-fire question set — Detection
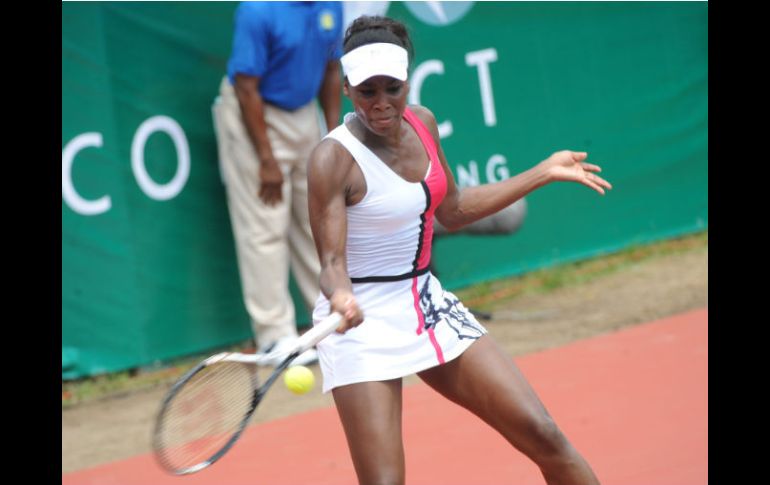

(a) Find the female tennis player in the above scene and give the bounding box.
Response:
[307,15,610,485]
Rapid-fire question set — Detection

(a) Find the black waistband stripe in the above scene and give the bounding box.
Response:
[350,266,430,283]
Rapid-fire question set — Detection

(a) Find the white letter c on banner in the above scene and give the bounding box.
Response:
[62,132,111,216]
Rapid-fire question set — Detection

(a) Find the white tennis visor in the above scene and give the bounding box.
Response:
[341,43,409,86]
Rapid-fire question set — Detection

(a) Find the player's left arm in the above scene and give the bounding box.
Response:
[410,105,612,232]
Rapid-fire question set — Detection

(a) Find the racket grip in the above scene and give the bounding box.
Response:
[295,312,342,353]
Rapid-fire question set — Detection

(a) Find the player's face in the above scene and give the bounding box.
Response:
[345,75,409,136]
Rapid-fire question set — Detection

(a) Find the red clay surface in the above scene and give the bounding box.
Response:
[62,308,707,485]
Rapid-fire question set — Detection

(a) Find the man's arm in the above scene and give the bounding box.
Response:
[233,73,284,205]
[318,60,342,131]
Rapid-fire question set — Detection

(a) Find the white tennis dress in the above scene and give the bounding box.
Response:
[312,108,487,393]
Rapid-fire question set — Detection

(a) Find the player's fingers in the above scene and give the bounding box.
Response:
[344,298,364,326]
[584,179,606,195]
[336,315,361,333]
[350,310,364,326]
[584,171,612,190]
[592,174,613,190]
[572,151,588,161]
[581,162,602,172]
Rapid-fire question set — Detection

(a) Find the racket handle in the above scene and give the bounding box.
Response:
[295,312,342,353]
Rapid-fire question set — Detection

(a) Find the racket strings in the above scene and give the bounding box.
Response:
[155,362,257,471]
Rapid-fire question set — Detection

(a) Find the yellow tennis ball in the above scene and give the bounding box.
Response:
[284,365,315,395]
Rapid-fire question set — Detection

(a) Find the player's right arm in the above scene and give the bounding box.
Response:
[308,139,365,331]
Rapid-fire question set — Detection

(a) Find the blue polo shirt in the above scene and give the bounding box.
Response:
[227,1,343,110]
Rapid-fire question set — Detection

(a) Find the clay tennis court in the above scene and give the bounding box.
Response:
[62,307,707,485]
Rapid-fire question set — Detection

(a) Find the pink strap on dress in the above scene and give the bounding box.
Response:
[402,107,440,165]
[400,106,448,273]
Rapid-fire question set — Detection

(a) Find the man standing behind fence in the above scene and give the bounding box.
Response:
[213,1,343,366]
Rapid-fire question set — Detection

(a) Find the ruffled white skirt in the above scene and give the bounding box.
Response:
[312,272,487,393]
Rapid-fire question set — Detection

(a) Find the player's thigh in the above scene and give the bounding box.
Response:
[417,336,566,457]
[332,379,405,485]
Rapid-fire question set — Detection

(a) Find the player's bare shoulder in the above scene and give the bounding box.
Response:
[309,137,354,174]
[408,105,440,142]
[308,135,366,205]
[310,138,353,167]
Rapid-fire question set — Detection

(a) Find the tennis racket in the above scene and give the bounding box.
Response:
[152,312,342,475]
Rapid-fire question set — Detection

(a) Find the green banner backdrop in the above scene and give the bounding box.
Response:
[62,1,707,379]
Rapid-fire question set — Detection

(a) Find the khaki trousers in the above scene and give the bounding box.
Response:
[213,77,322,346]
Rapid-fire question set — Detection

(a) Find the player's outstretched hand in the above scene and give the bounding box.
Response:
[539,150,613,195]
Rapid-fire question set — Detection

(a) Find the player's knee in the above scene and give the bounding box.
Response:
[352,454,404,485]
[526,416,570,458]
